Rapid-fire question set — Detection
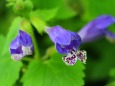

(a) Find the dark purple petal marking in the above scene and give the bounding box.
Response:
[62,48,77,66]
[62,48,87,65]
[76,50,87,64]
[10,30,34,61]
[10,46,23,54]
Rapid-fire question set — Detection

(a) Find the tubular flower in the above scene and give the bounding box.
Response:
[78,15,115,43]
[10,30,34,61]
[45,25,87,65]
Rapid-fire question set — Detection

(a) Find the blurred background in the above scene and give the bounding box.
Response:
[0,0,115,86]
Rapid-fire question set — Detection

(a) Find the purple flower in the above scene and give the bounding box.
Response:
[10,30,34,61]
[78,15,115,43]
[45,26,81,54]
[45,25,87,65]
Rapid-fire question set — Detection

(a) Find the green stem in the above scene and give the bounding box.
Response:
[42,46,56,61]
[42,54,49,61]
[30,29,40,59]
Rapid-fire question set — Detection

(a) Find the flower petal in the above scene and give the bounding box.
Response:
[46,26,71,45]
[18,30,33,46]
[55,32,81,54]
[56,43,68,54]
[78,15,115,43]
[64,39,81,50]
[11,54,24,61]
[10,46,22,54]
[10,30,33,49]
[76,50,87,64]
[93,15,115,29]
[62,52,77,66]
[79,28,105,42]
[103,30,115,39]
[69,31,81,48]
[10,36,20,49]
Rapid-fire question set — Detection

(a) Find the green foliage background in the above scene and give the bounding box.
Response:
[0,0,115,86]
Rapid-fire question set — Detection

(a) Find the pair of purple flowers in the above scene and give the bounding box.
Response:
[10,15,115,65]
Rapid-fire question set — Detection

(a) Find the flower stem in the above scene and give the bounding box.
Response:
[42,46,56,60]
[30,29,40,59]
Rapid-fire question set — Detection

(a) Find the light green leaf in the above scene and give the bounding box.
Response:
[30,16,46,34]
[106,81,115,86]
[110,68,115,78]
[30,8,58,21]
[55,1,77,19]
[21,53,85,86]
[0,54,22,86]
[0,35,6,55]
[32,0,76,19]
[30,8,59,34]
[82,0,115,20]
[0,18,23,86]
[108,24,115,35]
[30,8,58,34]
[13,0,33,16]
[2,17,22,55]
[32,0,61,9]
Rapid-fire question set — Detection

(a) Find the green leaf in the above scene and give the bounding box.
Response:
[30,8,59,34]
[13,0,33,16]
[84,39,115,80]
[32,0,61,9]
[0,34,22,86]
[107,24,115,36]
[21,53,85,86]
[32,0,76,19]
[0,54,22,86]
[0,35,6,55]
[30,17,46,34]
[106,68,115,86]
[30,8,58,21]
[55,1,77,19]
[82,0,115,20]
[2,17,22,55]
[110,68,115,78]
[106,81,115,86]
